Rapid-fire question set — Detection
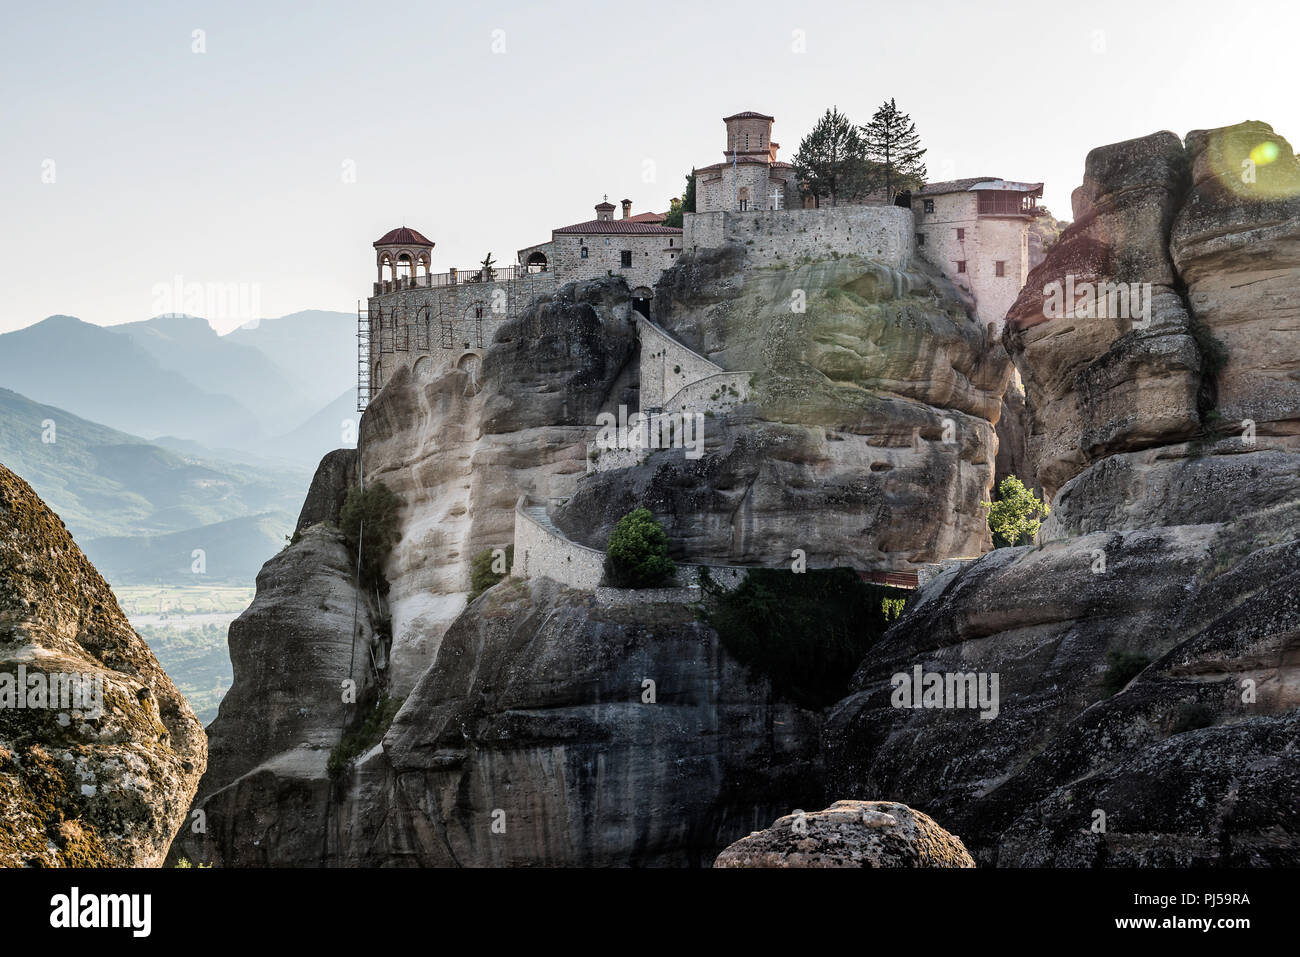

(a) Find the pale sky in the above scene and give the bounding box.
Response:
[1,0,1295,334]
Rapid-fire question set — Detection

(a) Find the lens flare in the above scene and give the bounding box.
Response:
[1250,141,1280,166]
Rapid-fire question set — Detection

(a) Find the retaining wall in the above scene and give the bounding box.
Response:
[683,205,914,269]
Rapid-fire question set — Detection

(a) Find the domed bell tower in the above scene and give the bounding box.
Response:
[373,226,435,293]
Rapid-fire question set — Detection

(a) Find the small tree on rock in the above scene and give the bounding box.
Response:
[662,174,695,228]
[604,508,676,588]
[468,545,514,601]
[982,476,1050,548]
[339,482,403,591]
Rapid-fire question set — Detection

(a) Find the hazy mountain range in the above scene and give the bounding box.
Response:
[0,310,359,466]
[0,309,360,585]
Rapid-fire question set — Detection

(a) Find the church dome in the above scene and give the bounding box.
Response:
[373,226,433,247]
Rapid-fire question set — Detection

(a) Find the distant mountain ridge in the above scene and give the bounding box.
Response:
[0,315,262,450]
[0,387,308,583]
[0,310,358,468]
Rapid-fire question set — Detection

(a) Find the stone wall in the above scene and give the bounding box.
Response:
[550,231,684,292]
[367,272,558,391]
[511,495,755,594]
[683,205,914,269]
[662,370,751,415]
[638,316,726,409]
[511,497,606,590]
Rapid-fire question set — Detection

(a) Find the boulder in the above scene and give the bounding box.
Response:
[713,800,974,868]
[0,464,205,867]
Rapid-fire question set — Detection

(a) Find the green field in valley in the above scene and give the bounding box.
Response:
[115,584,253,725]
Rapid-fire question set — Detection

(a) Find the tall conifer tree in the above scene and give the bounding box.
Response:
[862,99,928,203]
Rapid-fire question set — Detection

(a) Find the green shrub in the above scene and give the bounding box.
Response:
[468,545,514,601]
[338,482,402,592]
[982,476,1050,548]
[328,694,404,785]
[703,568,908,709]
[882,597,906,621]
[604,508,676,588]
[1171,701,1215,734]
[1101,650,1150,697]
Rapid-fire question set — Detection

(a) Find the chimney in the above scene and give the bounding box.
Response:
[621,199,632,219]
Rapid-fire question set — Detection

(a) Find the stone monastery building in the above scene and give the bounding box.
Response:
[693,111,800,212]
[360,109,1041,410]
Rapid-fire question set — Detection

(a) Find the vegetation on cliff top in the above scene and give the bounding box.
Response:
[339,482,402,592]
[702,567,909,709]
[793,99,927,206]
[468,544,514,601]
[604,508,676,588]
[983,476,1051,548]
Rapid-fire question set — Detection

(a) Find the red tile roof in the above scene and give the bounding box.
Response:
[374,226,434,247]
[554,219,682,235]
[694,156,775,172]
[913,177,997,196]
[628,211,667,223]
[723,111,775,121]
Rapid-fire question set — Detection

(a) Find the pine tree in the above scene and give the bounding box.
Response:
[792,107,871,207]
[662,174,694,228]
[861,99,928,204]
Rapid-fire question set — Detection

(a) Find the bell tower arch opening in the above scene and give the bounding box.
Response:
[373,225,435,290]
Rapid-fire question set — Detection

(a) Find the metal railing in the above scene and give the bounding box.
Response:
[372,263,551,296]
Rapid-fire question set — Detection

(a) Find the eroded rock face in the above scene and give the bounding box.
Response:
[713,800,974,868]
[360,278,638,696]
[180,245,1004,867]
[0,464,205,867]
[194,525,377,803]
[183,577,824,867]
[994,380,1033,492]
[556,250,1008,567]
[830,122,1300,867]
[1005,131,1202,499]
[1171,121,1300,439]
[1005,122,1300,505]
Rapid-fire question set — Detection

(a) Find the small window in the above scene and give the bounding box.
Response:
[745,133,750,149]
[580,246,588,259]
[620,250,632,268]
[923,199,935,214]
[916,233,925,246]
[956,260,966,273]
[474,305,483,318]
[995,260,1006,277]
[669,238,674,247]
[956,228,965,240]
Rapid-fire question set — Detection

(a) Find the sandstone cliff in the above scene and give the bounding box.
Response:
[177,238,1005,866]
[0,463,205,866]
[826,121,1300,866]
[555,247,1009,566]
